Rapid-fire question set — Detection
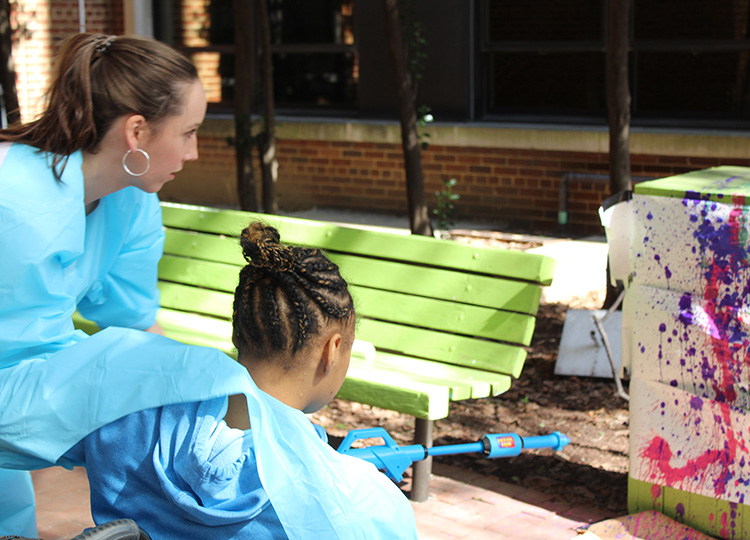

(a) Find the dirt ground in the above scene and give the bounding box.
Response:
[312,231,629,516]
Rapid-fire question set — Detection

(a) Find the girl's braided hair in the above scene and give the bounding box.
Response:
[232,221,355,367]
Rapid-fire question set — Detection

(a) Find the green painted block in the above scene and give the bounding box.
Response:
[715,498,742,540]
[634,165,750,203]
[629,476,750,540]
[629,476,664,515]
[662,485,692,526]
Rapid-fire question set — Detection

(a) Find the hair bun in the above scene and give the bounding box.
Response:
[240,222,294,273]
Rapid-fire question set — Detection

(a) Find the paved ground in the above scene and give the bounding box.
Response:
[30,463,614,539]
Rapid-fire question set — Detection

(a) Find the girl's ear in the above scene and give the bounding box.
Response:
[123,114,148,151]
[320,332,343,374]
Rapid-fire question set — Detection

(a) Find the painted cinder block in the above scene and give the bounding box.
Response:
[630,377,750,506]
[630,171,750,295]
[623,166,750,539]
[625,283,750,410]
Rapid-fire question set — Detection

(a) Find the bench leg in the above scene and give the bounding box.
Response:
[410,418,433,502]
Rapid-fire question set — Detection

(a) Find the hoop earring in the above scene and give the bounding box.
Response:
[122,149,150,177]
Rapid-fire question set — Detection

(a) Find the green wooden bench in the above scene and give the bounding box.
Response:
[76,202,556,501]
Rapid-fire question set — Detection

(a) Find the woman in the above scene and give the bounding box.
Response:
[0,34,249,535]
[62,222,418,539]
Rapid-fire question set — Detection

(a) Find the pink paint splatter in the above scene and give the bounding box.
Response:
[641,404,749,497]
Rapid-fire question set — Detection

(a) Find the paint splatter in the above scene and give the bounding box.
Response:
[689,396,703,410]
[634,192,750,509]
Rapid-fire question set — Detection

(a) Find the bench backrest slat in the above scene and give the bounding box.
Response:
[163,223,544,315]
[161,204,556,285]
[350,285,535,345]
[159,282,233,318]
[159,255,239,292]
[356,319,527,378]
[157,279,534,348]
[328,253,542,314]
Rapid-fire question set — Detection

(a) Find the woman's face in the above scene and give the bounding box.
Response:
[133,80,207,193]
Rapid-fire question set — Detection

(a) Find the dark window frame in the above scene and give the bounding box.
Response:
[478,0,750,130]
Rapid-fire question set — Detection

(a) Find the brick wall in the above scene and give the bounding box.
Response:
[174,0,223,104]
[164,126,750,237]
[11,0,123,121]
[276,142,749,235]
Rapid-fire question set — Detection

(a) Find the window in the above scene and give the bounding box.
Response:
[632,0,750,126]
[269,0,357,111]
[155,0,357,113]
[480,0,607,122]
[480,0,750,128]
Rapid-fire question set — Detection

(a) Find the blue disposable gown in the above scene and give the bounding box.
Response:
[0,142,249,470]
[65,379,418,540]
[0,142,418,539]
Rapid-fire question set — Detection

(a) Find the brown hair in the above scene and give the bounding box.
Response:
[0,33,199,178]
[232,221,355,369]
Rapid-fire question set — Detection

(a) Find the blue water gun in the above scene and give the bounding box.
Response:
[337,427,570,482]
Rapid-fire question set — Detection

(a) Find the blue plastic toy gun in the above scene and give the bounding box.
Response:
[337,427,570,482]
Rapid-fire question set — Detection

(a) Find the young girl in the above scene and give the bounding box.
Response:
[61,222,419,540]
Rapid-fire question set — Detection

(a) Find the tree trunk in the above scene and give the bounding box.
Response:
[604,0,632,309]
[382,0,432,237]
[256,0,278,215]
[234,0,258,211]
[0,0,19,125]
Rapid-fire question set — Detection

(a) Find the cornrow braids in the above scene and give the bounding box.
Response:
[232,222,354,365]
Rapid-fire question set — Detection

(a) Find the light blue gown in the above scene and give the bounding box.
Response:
[0,142,417,539]
[0,142,250,534]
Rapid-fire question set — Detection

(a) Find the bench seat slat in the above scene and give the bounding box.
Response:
[161,204,556,285]
[336,366,451,420]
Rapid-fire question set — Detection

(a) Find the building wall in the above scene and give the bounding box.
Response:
[161,118,750,236]
[10,0,123,121]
